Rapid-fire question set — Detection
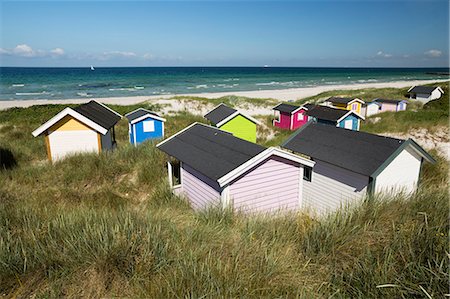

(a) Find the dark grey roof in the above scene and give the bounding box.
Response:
[157,123,266,181]
[373,99,406,104]
[125,108,161,122]
[409,86,439,95]
[282,122,405,176]
[273,103,301,113]
[204,104,237,125]
[303,103,317,110]
[306,105,349,122]
[327,97,355,104]
[74,101,121,129]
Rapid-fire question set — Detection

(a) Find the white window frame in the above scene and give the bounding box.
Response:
[143,120,155,132]
[297,113,304,121]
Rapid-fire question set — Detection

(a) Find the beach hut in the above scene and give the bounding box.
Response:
[204,103,260,142]
[306,104,364,131]
[365,102,382,117]
[325,97,365,114]
[407,86,444,103]
[125,108,166,145]
[272,103,313,130]
[157,123,314,213]
[32,100,122,162]
[282,122,435,215]
[373,99,408,113]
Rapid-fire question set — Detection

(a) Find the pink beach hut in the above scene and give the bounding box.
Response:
[272,103,314,130]
[157,123,314,213]
[373,99,408,113]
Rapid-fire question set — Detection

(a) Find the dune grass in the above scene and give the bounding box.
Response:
[170,94,278,108]
[0,94,448,297]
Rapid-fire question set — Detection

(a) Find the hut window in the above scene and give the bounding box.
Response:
[168,160,182,187]
[303,166,312,182]
[143,120,155,132]
[352,103,358,110]
[297,113,304,121]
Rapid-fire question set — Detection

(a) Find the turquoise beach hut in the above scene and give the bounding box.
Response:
[125,108,166,145]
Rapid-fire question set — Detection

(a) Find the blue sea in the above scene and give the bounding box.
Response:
[0,67,448,101]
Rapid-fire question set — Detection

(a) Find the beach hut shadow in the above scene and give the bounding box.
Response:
[0,147,17,170]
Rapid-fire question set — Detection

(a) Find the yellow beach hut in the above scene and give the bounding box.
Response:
[325,97,364,114]
[32,101,122,162]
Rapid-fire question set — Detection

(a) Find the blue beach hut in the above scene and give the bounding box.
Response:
[306,104,364,131]
[125,108,166,145]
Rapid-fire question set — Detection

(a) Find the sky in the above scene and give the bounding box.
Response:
[0,0,449,67]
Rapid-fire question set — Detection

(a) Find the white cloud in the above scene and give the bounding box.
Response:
[143,53,154,60]
[0,44,62,58]
[104,51,137,57]
[424,49,442,58]
[50,48,65,56]
[376,50,392,58]
[13,44,36,57]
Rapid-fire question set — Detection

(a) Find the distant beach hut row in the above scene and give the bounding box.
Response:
[273,102,364,131]
[32,83,443,161]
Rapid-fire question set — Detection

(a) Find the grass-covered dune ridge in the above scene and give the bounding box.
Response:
[1,182,448,297]
[0,85,448,297]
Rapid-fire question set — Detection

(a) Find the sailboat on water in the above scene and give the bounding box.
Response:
[90,65,95,71]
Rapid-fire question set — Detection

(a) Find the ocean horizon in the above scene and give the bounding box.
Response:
[1,66,448,101]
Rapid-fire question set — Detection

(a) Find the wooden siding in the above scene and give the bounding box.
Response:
[181,163,222,210]
[375,147,421,194]
[229,156,301,213]
[132,117,164,145]
[48,129,99,161]
[291,109,308,130]
[379,102,398,112]
[220,114,257,142]
[273,112,292,130]
[101,129,113,150]
[347,102,362,114]
[337,114,360,131]
[366,103,381,117]
[302,160,369,215]
[50,115,92,131]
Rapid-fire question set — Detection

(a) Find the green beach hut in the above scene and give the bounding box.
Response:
[204,103,261,142]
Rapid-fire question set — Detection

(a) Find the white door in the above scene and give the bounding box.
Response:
[344,119,353,130]
[49,130,98,161]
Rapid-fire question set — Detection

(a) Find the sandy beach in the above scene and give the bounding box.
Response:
[0,78,447,111]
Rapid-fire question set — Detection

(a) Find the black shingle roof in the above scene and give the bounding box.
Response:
[125,108,162,122]
[204,104,237,125]
[373,99,405,104]
[273,103,301,113]
[303,103,317,110]
[306,105,349,122]
[327,97,355,104]
[408,86,439,95]
[157,123,266,181]
[74,101,121,130]
[282,122,405,176]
